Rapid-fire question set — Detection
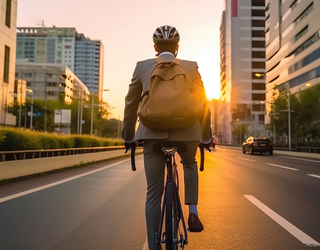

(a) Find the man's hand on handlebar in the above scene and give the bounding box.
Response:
[125,141,138,153]
[198,140,211,153]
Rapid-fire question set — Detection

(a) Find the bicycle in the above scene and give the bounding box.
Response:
[129,141,206,250]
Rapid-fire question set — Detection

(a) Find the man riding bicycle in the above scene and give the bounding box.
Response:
[123,25,211,250]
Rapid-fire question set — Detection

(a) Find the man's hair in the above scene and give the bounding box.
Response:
[156,42,177,55]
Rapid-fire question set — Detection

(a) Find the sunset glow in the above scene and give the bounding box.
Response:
[17,0,224,119]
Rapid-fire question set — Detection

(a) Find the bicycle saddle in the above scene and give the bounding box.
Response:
[152,141,187,154]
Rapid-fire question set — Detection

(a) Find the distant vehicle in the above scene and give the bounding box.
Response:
[242,136,273,155]
[210,137,216,149]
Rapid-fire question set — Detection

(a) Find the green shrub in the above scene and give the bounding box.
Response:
[0,127,124,151]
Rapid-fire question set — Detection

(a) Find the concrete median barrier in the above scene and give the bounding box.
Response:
[0,148,143,181]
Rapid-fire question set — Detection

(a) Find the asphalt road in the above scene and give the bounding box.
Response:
[0,147,320,250]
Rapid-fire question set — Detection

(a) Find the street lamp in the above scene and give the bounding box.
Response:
[237,119,242,145]
[280,83,294,151]
[42,67,48,132]
[26,89,33,129]
[268,102,279,145]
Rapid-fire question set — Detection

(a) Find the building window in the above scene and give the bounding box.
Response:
[252,93,266,101]
[252,41,265,48]
[288,47,320,74]
[259,115,265,122]
[252,0,265,6]
[252,20,265,27]
[252,51,265,58]
[293,30,320,57]
[22,73,33,78]
[252,83,266,90]
[5,0,12,27]
[252,10,265,17]
[252,104,264,111]
[252,62,265,68]
[252,30,265,38]
[3,46,10,83]
[294,25,308,42]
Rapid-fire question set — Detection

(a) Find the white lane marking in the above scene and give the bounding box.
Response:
[237,157,256,162]
[266,163,299,171]
[0,157,141,204]
[142,238,148,250]
[280,156,320,164]
[307,174,320,179]
[244,195,320,247]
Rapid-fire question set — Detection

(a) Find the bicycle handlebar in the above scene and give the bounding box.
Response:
[130,146,136,171]
[199,146,205,172]
[129,143,208,172]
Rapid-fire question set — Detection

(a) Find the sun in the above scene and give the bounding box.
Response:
[196,55,221,100]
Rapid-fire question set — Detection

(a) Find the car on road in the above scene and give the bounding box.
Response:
[242,136,273,155]
[210,136,216,149]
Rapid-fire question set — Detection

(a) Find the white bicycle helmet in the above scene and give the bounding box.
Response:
[153,25,180,44]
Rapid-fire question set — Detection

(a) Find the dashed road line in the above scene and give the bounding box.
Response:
[307,174,320,179]
[237,157,256,162]
[244,195,320,247]
[266,163,299,171]
[280,156,320,164]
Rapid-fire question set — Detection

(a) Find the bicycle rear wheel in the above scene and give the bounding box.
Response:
[165,181,179,250]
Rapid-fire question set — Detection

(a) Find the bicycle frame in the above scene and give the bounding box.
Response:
[155,146,188,249]
[128,141,207,249]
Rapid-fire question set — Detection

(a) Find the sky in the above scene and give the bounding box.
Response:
[17,0,225,119]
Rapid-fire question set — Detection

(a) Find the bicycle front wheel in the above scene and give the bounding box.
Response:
[165,181,179,250]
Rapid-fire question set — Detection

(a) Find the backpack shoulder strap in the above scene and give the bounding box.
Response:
[172,58,181,64]
[154,57,181,64]
[154,57,164,64]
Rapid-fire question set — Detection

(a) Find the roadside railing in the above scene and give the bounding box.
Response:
[296,146,320,154]
[0,146,125,162]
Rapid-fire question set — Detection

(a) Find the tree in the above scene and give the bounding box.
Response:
[7,95,114,136]
[272,84,320,144]
[232,122,249,144]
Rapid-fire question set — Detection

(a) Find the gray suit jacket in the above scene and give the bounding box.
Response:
[123,53,211,142]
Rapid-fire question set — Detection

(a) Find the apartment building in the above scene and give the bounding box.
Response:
[0,0,17,125]
[16,27,104,99]
[265,0,320,126]
[220,0,266,144]
[75,33,104,100]
[15,62,90,104]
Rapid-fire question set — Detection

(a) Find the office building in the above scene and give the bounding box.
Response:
[265,0,320,127]
[220,0,266,144]
[0,0,17,125]
[16,27,104,99]
[75,33,104,101]
[15,62,90,104]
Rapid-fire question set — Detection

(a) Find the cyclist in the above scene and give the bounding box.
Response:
[123,25,211,250]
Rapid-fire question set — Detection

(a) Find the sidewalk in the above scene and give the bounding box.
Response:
[273,150,320,160]
[216,145,320,160]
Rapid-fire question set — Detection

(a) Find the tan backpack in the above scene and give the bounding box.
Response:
[137,57,205,130]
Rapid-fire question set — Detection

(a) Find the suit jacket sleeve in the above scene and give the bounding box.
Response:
[123,63,142,141]
[193,62,211,140]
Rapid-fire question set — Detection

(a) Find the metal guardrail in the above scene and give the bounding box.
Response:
[0,146,125,162]
[296,146,320,154]
[216,143,319,153]
[273,147,297,151]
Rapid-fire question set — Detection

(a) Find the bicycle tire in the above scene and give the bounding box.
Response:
[172,185,179,250]
[165,181,179,250]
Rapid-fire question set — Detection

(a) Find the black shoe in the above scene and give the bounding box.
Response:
[188,213,204,232]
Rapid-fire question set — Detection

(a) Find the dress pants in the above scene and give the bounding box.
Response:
[143,140,199,250]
